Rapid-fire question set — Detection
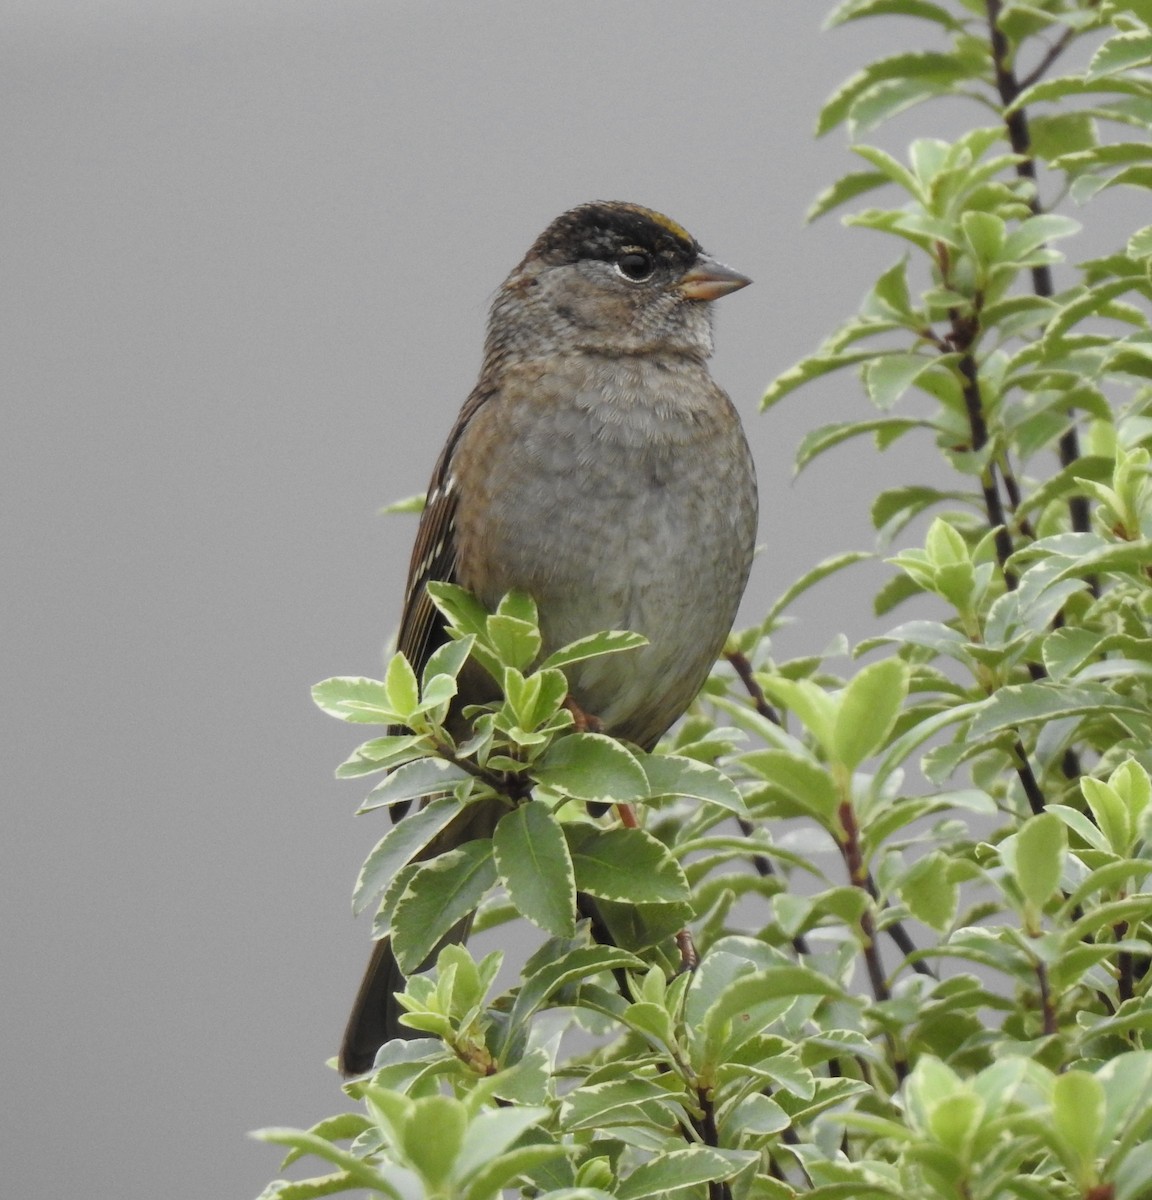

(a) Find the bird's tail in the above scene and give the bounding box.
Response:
[339,936,408,1077]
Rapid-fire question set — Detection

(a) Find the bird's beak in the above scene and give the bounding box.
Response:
[678,255,752,301]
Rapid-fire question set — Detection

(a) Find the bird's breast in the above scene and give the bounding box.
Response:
[451,356,757,743]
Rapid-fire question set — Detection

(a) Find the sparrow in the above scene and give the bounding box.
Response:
[340,201,757,1076]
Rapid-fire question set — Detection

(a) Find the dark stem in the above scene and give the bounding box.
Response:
[839,802,909,1083]
[726,650,781,724]
[985,0,1091,535]
[1115,920,1139,1007]
[576,893,634,1004]
[1119,947,1135,1006]
[996,452,1039,542]
[738,816,811,958]
[1018,25,1078,90]
[1012,738,1047,815]
[955,343,1018,588]
[952,329,1050,813]
[432,740,531,799]
[692,1090,732,1200]
[873,878,937,979]
[838,803,890,1005]
[1036,958,1058,1037]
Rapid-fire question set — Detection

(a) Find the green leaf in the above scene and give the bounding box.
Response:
[425,581,491,638]
[336,733,427,778]
[806,170,891,222]
[863,618,969,660]
[509,944,643,1029]
[559,1078,680,1132]
[763,350,879,410]
[384,653,421,722]
[962,210,1007,267]
[818,54,979,138]
[832,658,909,771]
[1099,1051,1152,1143]
[621,999,676,1048]
[401,1095,466,1187]
[616,1149,748,1200]
[1001,213,1081,260]
[1082,776,1132,854]
[824,0,963,31]
[541,629,647,671]
[312,676,396,725]
[486,613,541,672]
[1129,224,1152,259]
[253,1129,400,1198]
[874,569,927,615]
[739,749,840,823]
[568,826,691,904]
[796,417,925,473]
[1089,30,1152,79]
[481,1048,552,1106]
[763,551,873,625]
[1051,1071,1105,1181]
[900,851,958,931]
[927,1091,985,1159]
[352,795,462,915]
[463,1145,568,1200]
[493,802,577,937]
[851,75,963,137]
[378,491,426,515]
[534,733,649,804]
[1028,112,1098,164]
[850,143,921,195]
[759,677,838,754]
[359,757,470,813]
[269,1113,375,1170]
[699,967,841,1058]
[455,1105,552,1179]
[423,635,476,685]
[968,681,1149,740]
[872,485,970,537]
[642,754,747,815]
[1012,812,1067,912]
[391,840,497,973]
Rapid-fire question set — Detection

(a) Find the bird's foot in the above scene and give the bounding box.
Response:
[563,696,605,735]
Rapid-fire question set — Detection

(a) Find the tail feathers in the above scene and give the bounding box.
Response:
[339,937,409,1077]
[339,915,476,1077]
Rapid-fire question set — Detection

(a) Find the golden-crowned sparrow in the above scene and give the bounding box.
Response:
[340,201,757,1076]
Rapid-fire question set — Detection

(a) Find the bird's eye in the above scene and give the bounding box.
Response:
[614,251,655,282]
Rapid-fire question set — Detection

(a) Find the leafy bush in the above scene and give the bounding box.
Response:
[257,4,1152,1198]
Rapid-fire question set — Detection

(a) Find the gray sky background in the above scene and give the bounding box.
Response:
[4,3,974,1196]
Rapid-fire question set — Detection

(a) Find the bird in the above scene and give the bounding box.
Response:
[339,201,758,1076]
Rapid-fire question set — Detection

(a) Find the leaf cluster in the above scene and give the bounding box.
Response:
[259,4,1152,1198]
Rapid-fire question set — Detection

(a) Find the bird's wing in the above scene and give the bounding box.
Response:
[394,384,493,675]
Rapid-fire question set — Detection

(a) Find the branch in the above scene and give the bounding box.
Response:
[1018,25,1079,91]
[838,803,890,1005]
[985,0,1091,535]
[726,650,781,725]
[738,816,811,958]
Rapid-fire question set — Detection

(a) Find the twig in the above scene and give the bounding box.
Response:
[726,649,781,724]
[839,802,909,1082]
[692,1090,732,1200]
[738,816,811,958]
[838,804,890,1005]
[1012,738,1047,815]
[1036,959,1058,1037]
[985,0,1092,536]
[867,871,936,979]
[1018,26,1078,91]
[954,341,1019,588]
